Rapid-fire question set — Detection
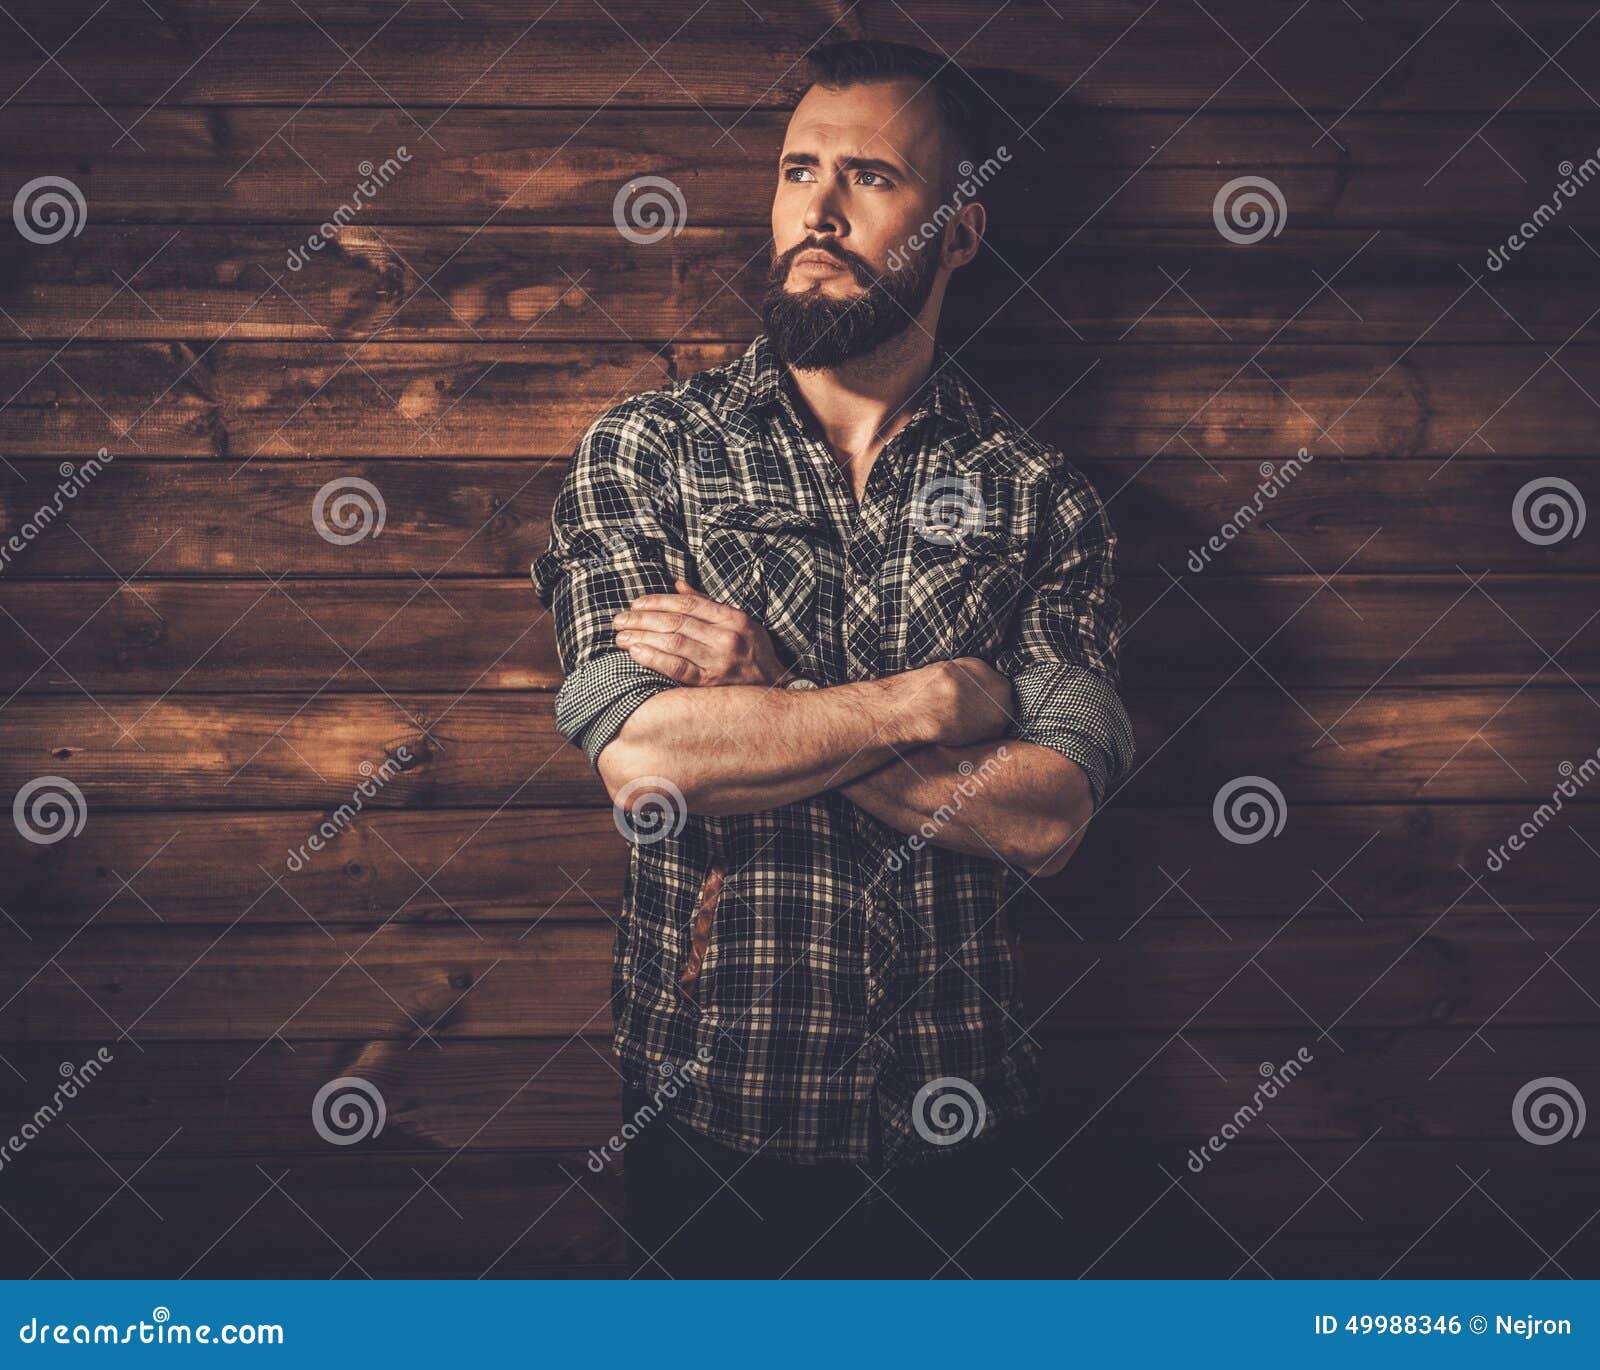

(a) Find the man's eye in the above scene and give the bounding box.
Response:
[858,171,889,187]
[783,167,815,183]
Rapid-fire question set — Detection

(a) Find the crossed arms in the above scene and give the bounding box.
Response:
[530,408,1136,880]
[601,584,1092,876]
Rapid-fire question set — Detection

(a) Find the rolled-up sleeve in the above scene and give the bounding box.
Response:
[531,402,689,768]
[997,462,1136,811]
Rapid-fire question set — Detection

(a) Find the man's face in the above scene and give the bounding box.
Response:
[762,77,957,370]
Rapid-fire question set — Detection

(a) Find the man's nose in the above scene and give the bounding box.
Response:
[802,179,847,237]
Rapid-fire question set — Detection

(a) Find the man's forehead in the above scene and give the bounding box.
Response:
[783,81,943,165]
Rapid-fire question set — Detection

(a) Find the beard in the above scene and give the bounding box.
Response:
[759,231,943,371]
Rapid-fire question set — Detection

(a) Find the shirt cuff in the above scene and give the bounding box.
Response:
[1008,662,1136,811]
[554,651,679,769]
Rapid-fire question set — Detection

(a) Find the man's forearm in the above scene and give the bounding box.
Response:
[842,739,1094,877]
[599,668,951,815]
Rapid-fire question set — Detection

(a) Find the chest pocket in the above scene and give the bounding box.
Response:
[900,526,1031,667]
[695,502,830,671]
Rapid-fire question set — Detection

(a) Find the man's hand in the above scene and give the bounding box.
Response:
[601,591,1019,818]
[927,656,1016,746]
[615,582,1014,743]
[613,579,786,687]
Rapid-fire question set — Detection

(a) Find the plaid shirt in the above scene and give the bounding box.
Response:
[532,332,1135,1168]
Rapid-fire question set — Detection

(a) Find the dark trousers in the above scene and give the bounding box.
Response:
[618,1079,1044,1278]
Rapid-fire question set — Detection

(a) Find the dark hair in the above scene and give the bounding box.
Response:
[801,40,989,198]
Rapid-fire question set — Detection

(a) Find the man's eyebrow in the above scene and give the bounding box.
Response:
[779,150,907,178]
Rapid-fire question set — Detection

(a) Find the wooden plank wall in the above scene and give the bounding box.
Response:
[1,0,1598,1279]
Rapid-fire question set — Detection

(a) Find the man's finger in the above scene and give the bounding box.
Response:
[624,592,744,626]
[613,608,729,652]
[615,626,719,669]
[618,640,702,685]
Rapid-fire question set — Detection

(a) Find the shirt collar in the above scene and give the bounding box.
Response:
[727,332,985,444]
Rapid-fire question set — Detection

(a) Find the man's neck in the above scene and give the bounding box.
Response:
[783,328,938,471]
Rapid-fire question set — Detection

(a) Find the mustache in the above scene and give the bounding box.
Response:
[775,240,876,284]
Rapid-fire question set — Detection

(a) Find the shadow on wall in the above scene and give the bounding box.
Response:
[940,74,1315,1175]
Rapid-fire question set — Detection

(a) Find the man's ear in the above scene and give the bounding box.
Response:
[942,201,985,272]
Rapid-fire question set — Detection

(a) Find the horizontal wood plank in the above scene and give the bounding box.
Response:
[0,688,1589,807]
[1,577,1595,692]
[9,341,1600,459]
[4,1027,1594,1153]
[5,803,1591,929]
[0,1152,624,1279]
[2,808,629,926]
[6,914,1599,1041]
[2,458,1594,576]
[1033,1138,1600,1280]
[6,1,1600,112]
[3,922,617,1041]
[6,1133,1593,1286]
[2,109,1596,227]
[4,1139,1594,1280]
[7,227,1596,344]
